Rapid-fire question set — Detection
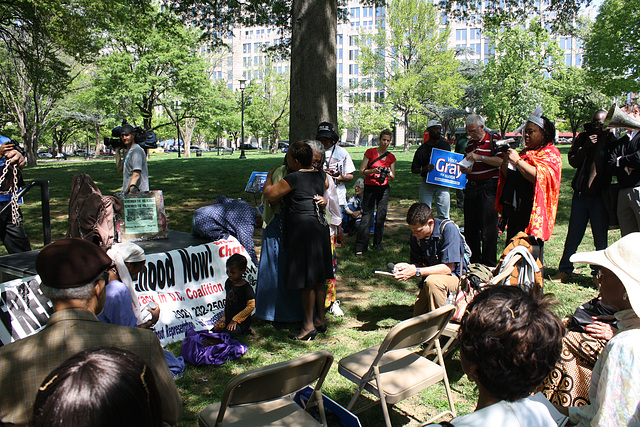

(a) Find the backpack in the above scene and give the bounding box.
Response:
[439,219,472,270]
[67,174,122,250]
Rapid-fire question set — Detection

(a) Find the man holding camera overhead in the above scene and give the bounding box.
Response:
[551,110,617,282]
[115,124,149,194]
[460,115,502,267]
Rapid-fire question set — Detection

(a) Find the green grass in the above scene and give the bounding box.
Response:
[15,145,604,426]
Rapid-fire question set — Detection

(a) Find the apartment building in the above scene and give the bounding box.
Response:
[205,0,586,144]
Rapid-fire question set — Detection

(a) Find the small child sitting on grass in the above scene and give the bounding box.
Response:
[214,254,255,336]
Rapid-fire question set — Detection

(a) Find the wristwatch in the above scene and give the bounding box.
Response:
[415,267,421,277]
[481,155,486,162]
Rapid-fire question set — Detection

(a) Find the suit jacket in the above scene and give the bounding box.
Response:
[0,309,182,426]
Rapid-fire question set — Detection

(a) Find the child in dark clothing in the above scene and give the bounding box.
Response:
[214,253,255,336]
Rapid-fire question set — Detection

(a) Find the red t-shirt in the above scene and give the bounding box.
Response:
[465,132,502,181]
[363,148,396,186]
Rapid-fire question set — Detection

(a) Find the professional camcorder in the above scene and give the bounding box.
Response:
[491,138,519,154]
[104,124,158,150]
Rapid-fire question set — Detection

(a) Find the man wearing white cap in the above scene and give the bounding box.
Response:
[411,120,451,219]
[559,233,640,425]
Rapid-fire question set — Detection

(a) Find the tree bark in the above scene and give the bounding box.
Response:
[289,0,337,143]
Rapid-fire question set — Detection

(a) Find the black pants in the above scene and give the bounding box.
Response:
[355,185,389,252]
[463,179,498,267]
[0,201,31,253]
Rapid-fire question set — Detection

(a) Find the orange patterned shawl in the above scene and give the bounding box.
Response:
[496,143,562,241]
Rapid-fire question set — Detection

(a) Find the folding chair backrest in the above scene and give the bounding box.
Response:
[220,350,333,407]
[379,306,455,356]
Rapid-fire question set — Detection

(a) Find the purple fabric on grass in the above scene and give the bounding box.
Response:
[180,328,247,366]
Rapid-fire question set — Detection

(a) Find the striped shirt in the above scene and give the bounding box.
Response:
[465,132,502,181]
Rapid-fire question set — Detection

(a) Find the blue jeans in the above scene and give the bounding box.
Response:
[419,181,450,219]
[558,192,609,274]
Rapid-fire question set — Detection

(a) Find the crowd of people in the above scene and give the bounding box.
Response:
[3,102,640,426]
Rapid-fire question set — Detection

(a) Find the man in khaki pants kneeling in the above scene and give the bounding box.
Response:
[393,202,466,316]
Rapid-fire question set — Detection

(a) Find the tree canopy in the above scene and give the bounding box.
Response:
[359,0,464,149]
[584,0,640,96]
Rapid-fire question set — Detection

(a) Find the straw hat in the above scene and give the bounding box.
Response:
[570,232,640,316]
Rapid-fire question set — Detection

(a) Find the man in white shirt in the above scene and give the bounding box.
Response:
[317,122,355,208]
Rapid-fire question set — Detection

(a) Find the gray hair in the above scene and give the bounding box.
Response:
[41,271,109,302]
[304,139,326,167]
[353,178,364,188]
[465,114,485,128]
[304,139,324,156]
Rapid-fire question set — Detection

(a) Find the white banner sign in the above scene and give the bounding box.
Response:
[0,236,256,347]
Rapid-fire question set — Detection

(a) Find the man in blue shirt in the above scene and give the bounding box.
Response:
[0,135,30,253]
[393,203,465,316]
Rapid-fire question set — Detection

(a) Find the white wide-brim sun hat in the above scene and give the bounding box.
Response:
[570,232,640,316]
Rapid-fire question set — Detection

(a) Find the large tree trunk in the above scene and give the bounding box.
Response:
[289,0,337,143]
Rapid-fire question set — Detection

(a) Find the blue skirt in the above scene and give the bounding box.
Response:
[254,214,303,322]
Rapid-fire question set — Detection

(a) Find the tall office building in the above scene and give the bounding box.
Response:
[205,0,587,143]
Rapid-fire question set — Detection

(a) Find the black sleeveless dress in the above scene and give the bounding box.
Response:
[282,170,334,289]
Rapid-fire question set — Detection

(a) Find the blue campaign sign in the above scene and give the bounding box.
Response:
[425,148,468,190]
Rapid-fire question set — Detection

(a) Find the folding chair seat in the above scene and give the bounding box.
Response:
[338,305,456,427]
[198,350,333,427]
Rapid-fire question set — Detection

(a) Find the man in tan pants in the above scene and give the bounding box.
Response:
[393,203,465,316]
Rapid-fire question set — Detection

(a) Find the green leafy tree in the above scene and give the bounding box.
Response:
[94,10,214,157]
[584,0,640,96]
[358,0,464,150]
[555,67,609,138]
[0,0,151,164]
[475,19,563,137]
[245,62,290,153]
[341,98,393,146]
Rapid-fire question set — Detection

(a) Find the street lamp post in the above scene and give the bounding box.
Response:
[239,79,247,159]
[175,101,181,158]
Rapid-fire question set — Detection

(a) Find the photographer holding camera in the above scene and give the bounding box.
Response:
[551,110,618,283]
[496,107,562,262]
[115,124,149,194]
[354,129,396,254]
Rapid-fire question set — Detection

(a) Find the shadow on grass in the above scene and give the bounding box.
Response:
[350,303,414,331]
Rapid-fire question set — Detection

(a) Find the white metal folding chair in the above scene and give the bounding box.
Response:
[338,305,456,427]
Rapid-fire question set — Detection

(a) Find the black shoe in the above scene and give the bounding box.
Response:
[289,329,318,341]
[373,243,385,250]
[315,324,327,334]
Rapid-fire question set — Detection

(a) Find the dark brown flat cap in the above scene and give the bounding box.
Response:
[36,238,112,289]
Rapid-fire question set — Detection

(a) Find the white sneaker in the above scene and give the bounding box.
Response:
[329,300,344,316]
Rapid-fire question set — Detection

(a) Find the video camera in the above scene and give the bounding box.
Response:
[104,124,158,150]
[491,138,519,155]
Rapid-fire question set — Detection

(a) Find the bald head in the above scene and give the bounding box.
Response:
[593,110,607,124]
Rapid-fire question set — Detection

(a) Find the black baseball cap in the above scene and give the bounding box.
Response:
[316,122,339,142]
[120,124,135,135]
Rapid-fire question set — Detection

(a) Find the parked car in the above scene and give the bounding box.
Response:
[37,152,53,159]
[239,143,259,150]
[339,142,357,147]
[213,146,234,154]
[278,141,289,149]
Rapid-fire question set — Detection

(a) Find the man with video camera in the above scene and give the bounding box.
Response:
[115,124,149,194]
[551,110,617,283]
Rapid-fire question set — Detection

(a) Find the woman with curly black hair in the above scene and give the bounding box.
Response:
[446,286,564,425]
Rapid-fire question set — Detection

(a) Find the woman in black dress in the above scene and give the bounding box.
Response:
[264,141,333,340]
